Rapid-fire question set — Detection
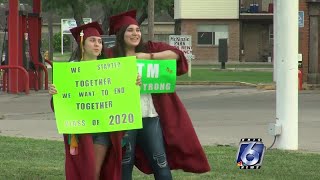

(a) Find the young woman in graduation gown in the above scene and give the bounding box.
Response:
[105,10,211,180]
[49,21,140,180]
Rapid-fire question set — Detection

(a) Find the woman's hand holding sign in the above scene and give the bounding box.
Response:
[49,84,58,95]
[136,74,141,86]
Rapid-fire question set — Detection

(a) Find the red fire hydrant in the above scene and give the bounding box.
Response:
[298,69,303,90]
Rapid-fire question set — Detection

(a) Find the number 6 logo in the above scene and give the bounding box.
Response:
[240,142,260,166]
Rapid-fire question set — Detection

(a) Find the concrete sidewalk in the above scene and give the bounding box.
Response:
[0,91,59,140]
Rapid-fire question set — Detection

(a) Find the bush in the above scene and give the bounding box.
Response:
[41,35,49,52]
[53,32,70,52]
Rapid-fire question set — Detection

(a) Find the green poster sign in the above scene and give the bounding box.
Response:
[52,57,142,134]
[137,59,177,94]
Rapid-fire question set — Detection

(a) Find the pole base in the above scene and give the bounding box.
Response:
[221,62,226,69]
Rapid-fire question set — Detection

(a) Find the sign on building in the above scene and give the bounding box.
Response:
[298,11,304,28]
[169,35,194,77]
[60,18,92,54]
[169,35,195,61]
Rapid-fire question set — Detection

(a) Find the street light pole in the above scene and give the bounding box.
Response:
[148,0,154,41]
[275,0,299,150]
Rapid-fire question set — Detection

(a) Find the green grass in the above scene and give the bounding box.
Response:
[1,136,320,179]
[177,69,273,84]
[47,54,273,84]
[47,67,273,84]
[192,64,273,69]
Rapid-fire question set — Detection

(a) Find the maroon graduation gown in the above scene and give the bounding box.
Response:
[50,90,124,179]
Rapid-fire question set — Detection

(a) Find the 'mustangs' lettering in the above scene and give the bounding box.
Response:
[143,83,171,91]
[147,64,159,78]
[136,63,160,78]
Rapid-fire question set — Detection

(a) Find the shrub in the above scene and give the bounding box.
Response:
[53,32,70,52]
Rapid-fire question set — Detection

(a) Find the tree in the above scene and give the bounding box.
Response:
[47,10,54,60]
[43,0,90,58]
[43,0,89,26]
[91,0,138,34]
[43,0,68,59]
[45,0,174,35]
[0,0,33,7]
[94,0,173,34]
[69,0,87,26]
[156,0,174,17]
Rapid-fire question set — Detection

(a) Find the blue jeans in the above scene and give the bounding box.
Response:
[122,117,172,180]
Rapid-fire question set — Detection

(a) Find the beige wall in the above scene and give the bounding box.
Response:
[140,22,174,34]
[175,0,239,19]
[140,22,175,43]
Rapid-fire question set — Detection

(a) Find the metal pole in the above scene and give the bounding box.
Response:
[273,0,280,82]
[148,0,154,41]
[61,19,64,55]
[61,31,63,54]
[33,0,41,13]
[275,0,299,150]
[274,0,281,123]
[8,0,19,93]
[32,0,43,89]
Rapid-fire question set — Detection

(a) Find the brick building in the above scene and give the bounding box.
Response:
[175,0,320,84]
[300,0,310,82]
[305,0,320,84]
[175,0,240,63]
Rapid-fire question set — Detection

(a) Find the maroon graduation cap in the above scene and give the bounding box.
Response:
[70,21,103,44]
[109,10,138,35]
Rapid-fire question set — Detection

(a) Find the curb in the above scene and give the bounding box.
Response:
[210,68,273,72]
[177,82,320,91]
[256,83,276,90]
[177,81,258,87]
[30,81,320,91]
[0,113,4,120]
[304,84,320,90]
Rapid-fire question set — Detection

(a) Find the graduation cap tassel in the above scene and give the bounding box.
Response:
[69,134,79,155]
[80,30,84,61]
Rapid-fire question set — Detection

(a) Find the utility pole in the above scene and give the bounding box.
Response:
[275,0,299,150]
[148,0,154,41]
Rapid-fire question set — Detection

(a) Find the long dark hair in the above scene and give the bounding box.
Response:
[69,38,106,61]
[112,25,146,58]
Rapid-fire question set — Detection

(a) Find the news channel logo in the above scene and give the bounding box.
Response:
[236,138,266,169]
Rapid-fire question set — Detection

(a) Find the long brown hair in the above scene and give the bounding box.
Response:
[112,25,146,58]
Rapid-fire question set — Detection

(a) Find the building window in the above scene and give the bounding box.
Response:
[197,25,229,45]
